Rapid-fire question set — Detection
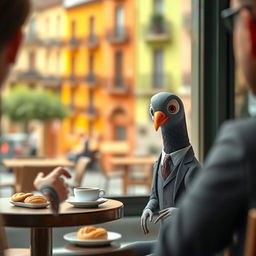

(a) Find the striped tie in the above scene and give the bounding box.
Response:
[161,155,173,180]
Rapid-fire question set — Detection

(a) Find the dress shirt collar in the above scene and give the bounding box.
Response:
[161,145,191,167]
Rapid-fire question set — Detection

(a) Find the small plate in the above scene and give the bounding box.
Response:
[10,200,49,209]
[63,231,122,246]
[66,197,108,208]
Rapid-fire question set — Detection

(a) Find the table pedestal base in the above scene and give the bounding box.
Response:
[31,227,52,256]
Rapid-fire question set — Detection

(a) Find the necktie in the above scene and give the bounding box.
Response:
[161,155,173,180]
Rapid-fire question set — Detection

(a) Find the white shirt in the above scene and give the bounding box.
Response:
[161,145,191,168]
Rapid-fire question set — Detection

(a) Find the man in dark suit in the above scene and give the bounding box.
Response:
[154,0,256,255]
[126,93,200,256]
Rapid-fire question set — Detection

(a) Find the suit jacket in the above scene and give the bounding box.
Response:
[144,147,201,214]
[155,118,256,256]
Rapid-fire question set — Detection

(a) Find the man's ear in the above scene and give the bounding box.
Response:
[248,15,256,57]
[5,29,23,65]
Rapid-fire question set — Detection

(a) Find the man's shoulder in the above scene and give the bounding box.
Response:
[219,118,256,149]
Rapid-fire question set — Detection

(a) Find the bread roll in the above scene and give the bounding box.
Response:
[24,195,47,204]
[77,226,108,240]
[11,193,33,202]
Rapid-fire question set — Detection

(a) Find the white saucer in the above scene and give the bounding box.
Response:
[63,231,122,246]
[10,200,49,209]
[66,197,108,208]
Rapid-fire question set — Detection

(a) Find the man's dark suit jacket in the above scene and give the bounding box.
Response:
[155,118,256,256]
[145,147,201,215]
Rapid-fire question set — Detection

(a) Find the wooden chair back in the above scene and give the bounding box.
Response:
[73,157,90,188]
[244,208,256,256]
[15,166,54,193]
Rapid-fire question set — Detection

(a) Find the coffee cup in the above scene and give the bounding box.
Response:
[74,187,105,202]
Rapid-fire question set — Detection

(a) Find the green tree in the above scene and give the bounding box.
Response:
[2,86,69,127]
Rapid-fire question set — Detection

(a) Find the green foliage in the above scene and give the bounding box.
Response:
[2,86,69,123]
[151,12,164,24]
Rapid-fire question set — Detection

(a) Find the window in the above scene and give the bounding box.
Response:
[29,51,36,70]
[153,49,164,88]
[115,126,127,140]
[89,54,94,73]
[154,0,163,13]
[71,20,76,37]
[115,6,124,37]
[29,18,36,38]
[114,51,123,87]
[89,16,95,36]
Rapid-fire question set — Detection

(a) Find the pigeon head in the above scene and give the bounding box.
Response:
[149,92,190,153]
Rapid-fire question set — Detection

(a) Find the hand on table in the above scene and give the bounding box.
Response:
[34,167,72,202]
[141,208,153,235]
[154,207,177,224]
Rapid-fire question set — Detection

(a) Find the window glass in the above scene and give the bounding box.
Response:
[1,0,196,198]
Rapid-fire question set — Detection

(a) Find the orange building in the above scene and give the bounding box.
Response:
[63,0,135,170]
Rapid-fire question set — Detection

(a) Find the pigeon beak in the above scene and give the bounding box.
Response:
[154,111,170,131]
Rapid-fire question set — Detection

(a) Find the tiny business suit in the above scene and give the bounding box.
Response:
[145,146,200,221]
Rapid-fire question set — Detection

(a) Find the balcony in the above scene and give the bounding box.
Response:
[145,16,171,43]
[136,74,172,96]
[68,36,79,50]
[18,69,41,82]
[24,33,41,45]
[68,73,78,85]
[41,75,61,88]
[106,27,129,45]
[83,73,98,87]
[85,105,98,120]
[41,38,62,47]
[83,34,99,49]
[104,77,132,95]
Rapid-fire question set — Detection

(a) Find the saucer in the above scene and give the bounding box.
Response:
[63,231,122,246]
[66,197,108,208]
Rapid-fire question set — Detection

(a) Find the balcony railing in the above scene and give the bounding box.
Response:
[18,69,42,81]
[41,38,62,47]
[84,34,99,49]
[136,74,172,96]
[69,73,78,85]
[104,77,132,95]
[68,36,79,49]
[105,27,129,44]
[144,21,171,43]
[85,105,98,119]
[24,33,41,45]
[83,73,98,86]
[41,75,61,87]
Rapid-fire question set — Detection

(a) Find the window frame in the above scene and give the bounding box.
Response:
[113,0,235,217]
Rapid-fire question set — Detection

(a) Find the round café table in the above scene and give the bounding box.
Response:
[0,198,123,256]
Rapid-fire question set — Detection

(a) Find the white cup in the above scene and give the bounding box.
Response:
[74,187,105,202]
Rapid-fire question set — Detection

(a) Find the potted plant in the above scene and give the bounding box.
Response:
[150,12,164,33]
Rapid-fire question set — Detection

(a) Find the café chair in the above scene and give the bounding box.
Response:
[70,157,91,188]
[15,166,53,193]
[0,226,30,256]
[244,208,256,256]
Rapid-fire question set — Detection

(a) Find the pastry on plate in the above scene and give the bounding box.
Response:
[77,226,108,240]
[11,192,33,202]
[24,195,47,204]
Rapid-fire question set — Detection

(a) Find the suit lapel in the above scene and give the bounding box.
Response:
[173,147,195,199]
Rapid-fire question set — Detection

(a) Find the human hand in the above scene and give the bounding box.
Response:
[154,207,177,224]
[34,167,72,203]
[141,208,153,235]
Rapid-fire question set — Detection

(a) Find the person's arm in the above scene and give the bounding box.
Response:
[34,167,72,202]
[154,121,249,256]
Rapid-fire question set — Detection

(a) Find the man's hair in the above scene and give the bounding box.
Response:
[0,0,30,48]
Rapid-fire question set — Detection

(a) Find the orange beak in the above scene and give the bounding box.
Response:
[154,111,170,131]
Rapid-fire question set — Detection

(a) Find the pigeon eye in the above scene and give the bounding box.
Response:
[149,106,154,119]
[167,99,179,114]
